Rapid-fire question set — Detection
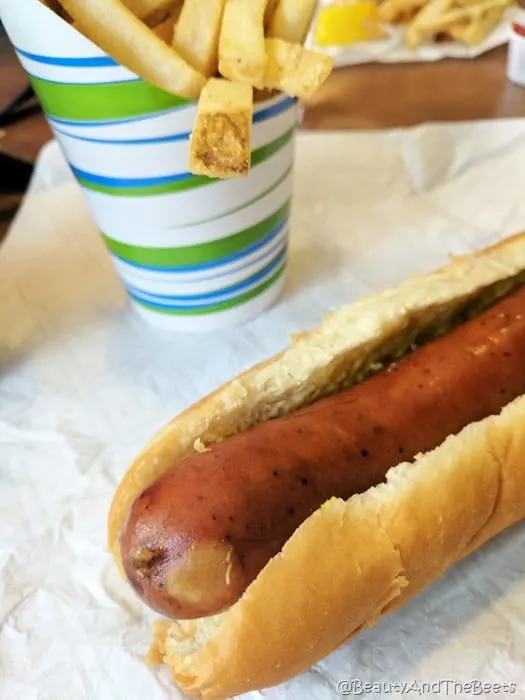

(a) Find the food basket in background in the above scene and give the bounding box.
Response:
[308,0,519,66]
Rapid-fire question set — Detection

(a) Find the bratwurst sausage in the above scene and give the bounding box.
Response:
[121,284,525,619]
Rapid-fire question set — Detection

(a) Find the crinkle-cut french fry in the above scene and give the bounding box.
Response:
[189,78,253,179]
[57,0,206,100]
[173,0,226,76]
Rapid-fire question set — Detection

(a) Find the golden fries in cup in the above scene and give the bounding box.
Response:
[15,0,301,330]
[49,0,332,179]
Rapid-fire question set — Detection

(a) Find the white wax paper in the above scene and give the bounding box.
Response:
[2,122,525,700]
[307,4,519,67]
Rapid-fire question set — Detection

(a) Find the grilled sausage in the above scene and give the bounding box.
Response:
[121,284,525,619]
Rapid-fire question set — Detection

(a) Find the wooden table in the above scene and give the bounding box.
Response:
[1,36,525,242]
[304,45,525,130]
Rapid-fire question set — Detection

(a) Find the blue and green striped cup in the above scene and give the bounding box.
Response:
[2,0,297,332]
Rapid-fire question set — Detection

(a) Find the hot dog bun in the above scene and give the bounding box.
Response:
[150,394,525,699]
[121,282,525,620]
[109,232,525,699]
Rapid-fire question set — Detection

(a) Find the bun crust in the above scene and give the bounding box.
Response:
[108,232,525,698]
[157,394,525,699]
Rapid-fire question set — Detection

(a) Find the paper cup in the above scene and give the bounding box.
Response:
[1,0,297,332]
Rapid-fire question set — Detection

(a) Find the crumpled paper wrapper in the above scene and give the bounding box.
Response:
[2,122,525,700]
[307,3,519,67]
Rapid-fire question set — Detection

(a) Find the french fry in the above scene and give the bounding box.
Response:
[218,0,268,84]
[405,0,511,47]
[152,8,180,45]
[447,3,505,44]
[378,0,428,24]
[268,0,318,43]
[57,0,206,100]
[38,0,73,21]
[256,38,333,99]
[121,0,179,23]
[404,0,452,46]
[264,0,280,27]
[173,0,226,76]
[52,0,335,181]
[189,78,253,178]
[38,0,61,10]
